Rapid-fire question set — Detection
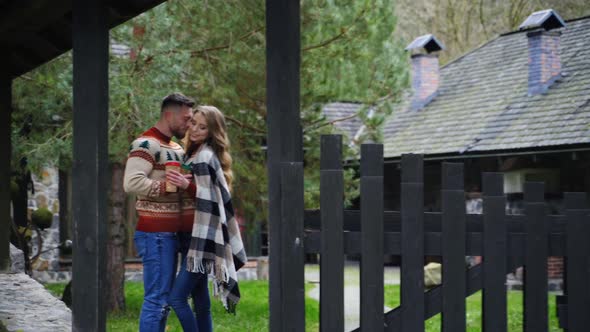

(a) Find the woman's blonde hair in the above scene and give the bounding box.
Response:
[183,105,233,190]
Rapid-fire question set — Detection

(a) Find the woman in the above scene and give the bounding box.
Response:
[166,106,247,331]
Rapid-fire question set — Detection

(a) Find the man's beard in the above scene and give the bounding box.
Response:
[171,127,187,139]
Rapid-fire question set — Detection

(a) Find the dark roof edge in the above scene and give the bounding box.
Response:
[501,13,590,37]
[441,14,590,69]
[383,143,590,163]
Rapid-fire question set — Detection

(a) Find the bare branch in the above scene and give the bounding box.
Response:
[304,112,359,132]
[225,115,266,135]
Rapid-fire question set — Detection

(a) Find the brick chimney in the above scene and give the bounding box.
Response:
[519,9,566,96]
[405,34,444,110]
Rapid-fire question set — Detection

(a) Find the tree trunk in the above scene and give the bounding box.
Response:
[106,162,127,312]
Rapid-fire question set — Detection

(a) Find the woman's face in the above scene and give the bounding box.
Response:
[188,112,209,145]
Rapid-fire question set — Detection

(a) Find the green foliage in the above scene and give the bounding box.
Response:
[31,207,53,230]
[12,0,409,225]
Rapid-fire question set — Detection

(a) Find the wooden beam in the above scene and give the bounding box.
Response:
[0,59,11,272]
[265,1,301,331]
[71,0,109,331]
[4,32,62,62]
[0,0,71,35]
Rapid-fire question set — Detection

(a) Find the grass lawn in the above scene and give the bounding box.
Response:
[45,281,319,332]
[384,285,562,331]
[45,281,563,331]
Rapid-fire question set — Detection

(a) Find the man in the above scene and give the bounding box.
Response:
[124,93,195,332]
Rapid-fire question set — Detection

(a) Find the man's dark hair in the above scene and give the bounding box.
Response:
[161,93,195,112]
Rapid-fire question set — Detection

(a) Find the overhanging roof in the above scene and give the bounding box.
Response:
[0,0,166,79]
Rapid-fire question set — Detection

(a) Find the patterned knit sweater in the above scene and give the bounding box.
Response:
[123,127,195,232]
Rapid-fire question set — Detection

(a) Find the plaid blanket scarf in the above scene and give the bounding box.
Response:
[185,144,247,313]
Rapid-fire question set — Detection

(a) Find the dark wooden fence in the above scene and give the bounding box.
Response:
[278,135,590,331]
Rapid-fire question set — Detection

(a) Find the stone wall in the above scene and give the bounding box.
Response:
[29,167,61,273]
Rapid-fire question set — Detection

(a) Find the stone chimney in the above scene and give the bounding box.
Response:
[519,9,566,96]
[405,34,444,110]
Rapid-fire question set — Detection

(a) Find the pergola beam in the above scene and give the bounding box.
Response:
[71,0,109,330]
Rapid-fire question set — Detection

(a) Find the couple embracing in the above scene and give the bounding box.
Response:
[123,93,247,332]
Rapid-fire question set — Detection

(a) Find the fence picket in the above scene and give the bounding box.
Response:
[400,154,425,332]
[564,192,590,331]
[280,162,305,331]
[524,182,548,332]
[360,144,384,331]
[441,162,466,332]
[320,135,344,331]
[482,172,507,332]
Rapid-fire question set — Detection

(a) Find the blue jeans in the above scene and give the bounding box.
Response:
[134,231,178,332]
[168,232,212,332]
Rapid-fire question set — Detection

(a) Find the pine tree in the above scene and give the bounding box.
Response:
[138,140,150,150]
[166,151,173,161]
[154,151,160,163]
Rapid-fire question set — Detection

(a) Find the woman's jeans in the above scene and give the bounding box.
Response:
[168,232,212,332]
[134,231,178,332]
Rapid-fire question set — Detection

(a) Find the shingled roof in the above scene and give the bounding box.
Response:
[383,16,590,159]
[322,102,365,142]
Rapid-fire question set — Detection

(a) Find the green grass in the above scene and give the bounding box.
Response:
[384,285,562,331]
[45,281,319,332]
[45,281,564,331]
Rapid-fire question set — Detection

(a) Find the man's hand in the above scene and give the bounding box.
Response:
[166,170,190,190]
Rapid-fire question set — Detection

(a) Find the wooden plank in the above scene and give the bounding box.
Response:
[305,230,567,257]
[400,154,424,332]
[482,173,507,332]
[441,163,466,332]
[524,182,548,332]
[0,68,11,271]
[360,144,384,331]
[564,192,590,332]
[265,1,301,330]
[351,257,525,332]
[304,209,568,234]
[280,162,305,332]
[71,1,109,330]
[320,135,344,332]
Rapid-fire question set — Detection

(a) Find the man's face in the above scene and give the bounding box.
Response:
[166,106,193,139]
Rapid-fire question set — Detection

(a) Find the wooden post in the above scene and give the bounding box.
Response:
[360,144,384,331]
[265,1,302,331]
[72,0,109,330]
[524,182,548,332]
[0,68,11,272]
[400,154,424,332]
[482,173,507,332]
[441,162,466,332]
[320,135,344,331]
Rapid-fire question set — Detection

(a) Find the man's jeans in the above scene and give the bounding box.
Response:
[168,232,212,332]
[134,231,178,332]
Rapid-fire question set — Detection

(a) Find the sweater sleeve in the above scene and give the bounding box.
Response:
[123,138,166,197]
